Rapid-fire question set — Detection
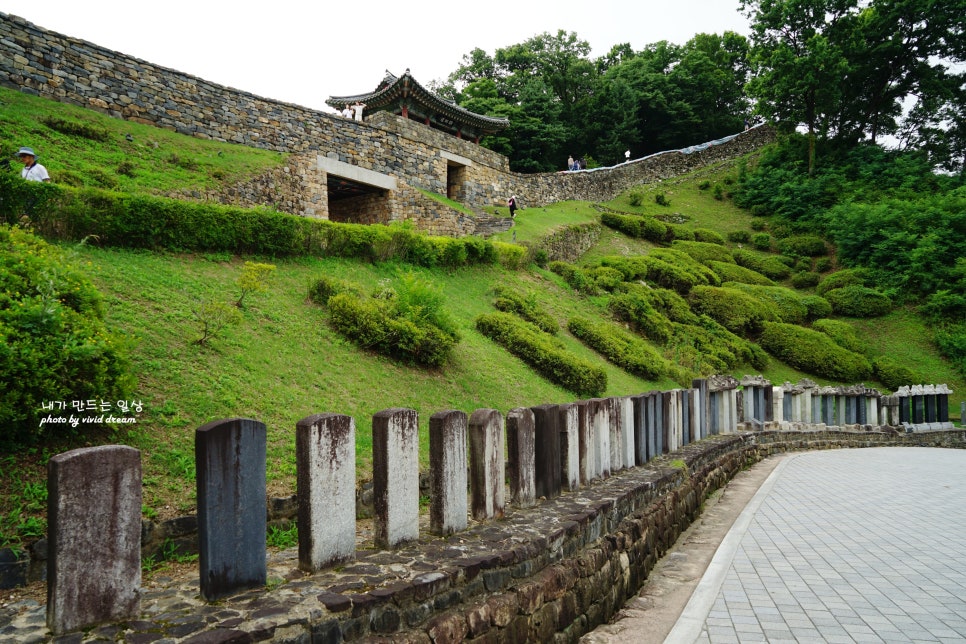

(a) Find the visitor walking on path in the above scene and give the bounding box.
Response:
[507,195,518,219]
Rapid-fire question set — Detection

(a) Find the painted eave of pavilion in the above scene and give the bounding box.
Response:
[327,69,509,141]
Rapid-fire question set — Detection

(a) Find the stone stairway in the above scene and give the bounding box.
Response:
[471,212,514,237]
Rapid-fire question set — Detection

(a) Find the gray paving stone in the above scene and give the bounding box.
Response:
[670,447,966,644]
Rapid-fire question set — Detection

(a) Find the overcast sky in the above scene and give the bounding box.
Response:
[6,1,751,113]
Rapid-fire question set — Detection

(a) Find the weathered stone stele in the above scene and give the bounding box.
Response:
[469,409,505,521]
[373,408,420,547]
[531,404,562,500]
[558,403,580,491]
[296,413,356,571]
[47,445,141,635]
[195,418,267,601]
[430,410,468,535]
[507,407,536,507]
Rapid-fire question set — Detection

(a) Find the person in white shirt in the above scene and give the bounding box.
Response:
[18,147,50,182]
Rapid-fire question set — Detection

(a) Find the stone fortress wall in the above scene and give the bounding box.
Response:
[1,12,773,238]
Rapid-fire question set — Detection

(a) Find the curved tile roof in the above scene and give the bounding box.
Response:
[327,69,509,137]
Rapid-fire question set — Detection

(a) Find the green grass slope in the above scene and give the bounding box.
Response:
[1,87,962,551]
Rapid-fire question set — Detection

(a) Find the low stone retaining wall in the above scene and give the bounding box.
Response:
[2,428,963,643]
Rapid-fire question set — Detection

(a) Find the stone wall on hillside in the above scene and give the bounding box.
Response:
[0,12,774,238]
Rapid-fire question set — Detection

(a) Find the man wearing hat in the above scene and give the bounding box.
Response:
[18,147,51,182]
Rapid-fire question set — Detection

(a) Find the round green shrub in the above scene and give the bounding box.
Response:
[727,231,751,243]
[777,235,828,257]
[791,271,821,289]
[549,260,599,295]
[824,286,892,317]
[750,219,768,231]
[593,266,625,292]
[671,240,735,265]
[609,291,674,343]
[708,261,775,286]
[872,356,920,391]
[666,225,695,241]
[811,318,865,354]
[693,229,725,245]
[616,284,697,326]
[800,295,833,320]
[308,275,362,306]
[751,232,771,250]
[493,241,527,269]
[814,257,833,273]
[0,225,135,449]
[733,249,793,281]
[816,268,872,295]
[639,216,669,242]
[759,322,872,381]
[643,249,720,295]
[724,282,810,324]
[688,285,782,335]
[600,212,642,238]
[599,256,650,281]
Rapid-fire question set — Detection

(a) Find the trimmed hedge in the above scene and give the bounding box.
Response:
[641,248,720,295]
[824,285,893,317]
[665,224,695,241]
[872,356,921,391]
[811,318,865,354]
[777,234,827,257]
[2,179,506,269]
[667,317,769,374]
[801,295,833,319]
[568,317,668,381]
[0,225,134,449]
[671,240,736,266]
[816,268,872,296]
[308,275,363,306]
[688,285,782,335]
[708,261,775,286]
[759,321,872,381]
[724,282,812,324]
[492,286,559,334]
[599,256,650,281]
[609,289,675,344]
[618,284,697,324]
[599,212,668,242]
[790,271,821,289]
[592,266,626,292]
[693,228,726,245]
[328,292,458,367]
[600,212,641,238]
[548,261,600,295]
[492,241,528,269]
[733,249,793,281]
[475,312,607,397]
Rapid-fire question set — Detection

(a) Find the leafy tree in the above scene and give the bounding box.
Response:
[742,0,966,173]
[741,0,853,173]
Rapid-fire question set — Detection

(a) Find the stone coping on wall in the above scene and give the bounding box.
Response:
[2,427,964,643]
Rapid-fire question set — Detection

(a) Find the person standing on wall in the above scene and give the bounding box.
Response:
[18,147,50,182]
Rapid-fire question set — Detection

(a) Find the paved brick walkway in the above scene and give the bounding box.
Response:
[668,447,966,643]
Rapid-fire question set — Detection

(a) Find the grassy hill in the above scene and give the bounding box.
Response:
[1,86,962,550]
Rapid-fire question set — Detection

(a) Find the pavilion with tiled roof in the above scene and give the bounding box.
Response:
[327,69,509,143]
